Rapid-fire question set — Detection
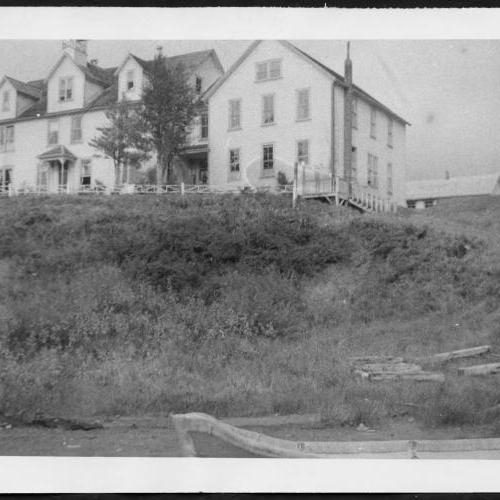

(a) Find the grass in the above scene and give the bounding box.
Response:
[1,192,500,432]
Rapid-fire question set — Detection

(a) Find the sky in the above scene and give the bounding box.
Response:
[1,38,500,181]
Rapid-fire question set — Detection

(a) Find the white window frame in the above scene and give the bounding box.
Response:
[2,91,10,112]
[195,76,202,94]
[255,59,282,82]
[5,125,14,152]
[59,76,74,102]
[367,153,378,188]
[296,88,310,121]
[387,162,393,195]
[262,94,275,125]
[200,110,208,139]
[126,70,135,91]
[80,159,92,186]
[228,148,241,180]
[387,118,394,148]
[228,99,241,130]
[297,139,309,166]
[71,115,83,143]
[262,143,275,176]
[370,106,377,139]
[47,118,59,145]
[0,166,12,192]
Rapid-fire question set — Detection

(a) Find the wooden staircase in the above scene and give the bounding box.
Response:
[298,175,397,213]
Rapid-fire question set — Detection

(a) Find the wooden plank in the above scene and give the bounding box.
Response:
[458,362,500,376]
[369,372,445,382]
[350,356,404,364]
[358,362,422,374]
[420,345,491,364]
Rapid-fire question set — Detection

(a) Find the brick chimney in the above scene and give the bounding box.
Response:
[62,40,88,66]
[343,41,354,197]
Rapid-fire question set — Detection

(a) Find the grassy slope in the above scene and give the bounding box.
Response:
[0,193,500,432]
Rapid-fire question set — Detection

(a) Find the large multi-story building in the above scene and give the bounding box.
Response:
[205,40,409,207]
[0,39,408,207]
[0,40,224,193]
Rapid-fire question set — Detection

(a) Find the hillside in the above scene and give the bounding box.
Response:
[0,193,499,432]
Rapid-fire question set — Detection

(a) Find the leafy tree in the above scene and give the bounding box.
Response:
[89,100,151,185]
[141,50,202,184]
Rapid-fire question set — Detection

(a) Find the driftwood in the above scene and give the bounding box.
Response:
[419,345,491,364]
[458,362,500,376]
[30,413,103,431]
[368,371,445,382]
[350,356,404,365]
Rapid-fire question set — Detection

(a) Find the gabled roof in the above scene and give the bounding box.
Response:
[204,40,409,126]
[115,49,224,78]
[1,76,42,100]
[406,174,500,200]
[78,64,116,87]
[37,145,77,161]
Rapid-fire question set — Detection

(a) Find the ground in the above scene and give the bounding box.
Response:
[1,193,500,456]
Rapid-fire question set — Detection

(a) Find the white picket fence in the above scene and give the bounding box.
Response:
[0,183,295,197]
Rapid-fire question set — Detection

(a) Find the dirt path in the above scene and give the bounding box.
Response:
[1,414,498,457]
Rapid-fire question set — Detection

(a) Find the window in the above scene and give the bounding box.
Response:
[387,162,393,195]
[262,144,274,174]
[352,97,358,129]
[228,99,241,130]
[71,115,83,143]
[255,59,281,81]
[59,77,74,102]
[48,118,59,145]
[229,148,240,179]
[262,94,274,125]
[0,167,12,193]
[370,106,377,138]
[297,140,309,165]
[200,110,208,139]
[387,118,394,147]
[367,153,378,188]
[2,91,10,112]
[80,159,92,186]
[126,70,134,91]
[351,146,357,181]
[195,76,202,94]
[296,89,310,121]
[5,126,14,152]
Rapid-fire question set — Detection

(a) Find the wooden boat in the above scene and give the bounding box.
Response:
[170,412,500,459]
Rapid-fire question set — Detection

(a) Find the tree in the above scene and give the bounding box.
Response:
[89,100,151,185]
[141,50,202,184]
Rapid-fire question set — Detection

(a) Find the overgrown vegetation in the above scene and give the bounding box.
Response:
[1,193,500,432]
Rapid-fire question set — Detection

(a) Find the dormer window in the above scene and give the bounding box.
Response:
[126,70,135,91]
[195,76,202,94]
[59,77,73,102]
[1,91,10,112]
[256,59,282,82]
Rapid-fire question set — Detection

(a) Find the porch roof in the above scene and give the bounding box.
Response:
[37,145,77,162]
[180,143,208,156]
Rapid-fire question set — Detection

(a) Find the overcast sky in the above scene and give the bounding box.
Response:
[1,38,499,181]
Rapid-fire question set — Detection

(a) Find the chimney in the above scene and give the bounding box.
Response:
[343,41,354,196]
[62,39,88,66]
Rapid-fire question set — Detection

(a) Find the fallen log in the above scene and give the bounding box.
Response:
[458,362,500,376]
[419,345,490,364]
[359,362,422,374]
[350,356,404,365]
[31,413,103,431]
[368,371,445,382]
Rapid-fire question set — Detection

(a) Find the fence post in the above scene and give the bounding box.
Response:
[181,182,185,196]
[292,161,298,209]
